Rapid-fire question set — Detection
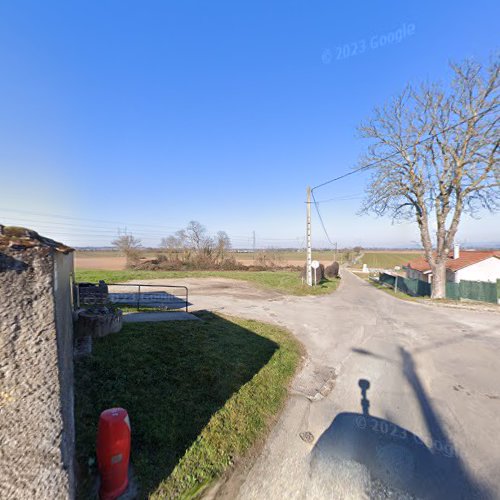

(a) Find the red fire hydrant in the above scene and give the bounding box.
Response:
[96,408,131,500]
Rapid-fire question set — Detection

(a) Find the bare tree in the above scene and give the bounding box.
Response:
[160,230,187,255]
[255,248,283,269]
[158,222,234,268]
[112,233,142,267]
[215,230,231,262]
[359,58,499,298]
[185,221,208,250]
[184,220,216,257]
[160,235,180,251]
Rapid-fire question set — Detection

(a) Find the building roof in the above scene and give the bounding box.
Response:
[406,250,500,273]
[0,225,74,254]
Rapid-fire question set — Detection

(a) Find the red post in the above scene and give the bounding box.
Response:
[96,408,131,500]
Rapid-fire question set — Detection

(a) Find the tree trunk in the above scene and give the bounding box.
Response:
[431,262,447,299]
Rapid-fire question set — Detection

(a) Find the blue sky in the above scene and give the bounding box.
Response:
[0,1,499,248]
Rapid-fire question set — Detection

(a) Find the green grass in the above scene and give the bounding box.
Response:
[352,271,423,302]
[355,252,422,269]
[75,312,302,499]
[75,269,340,296]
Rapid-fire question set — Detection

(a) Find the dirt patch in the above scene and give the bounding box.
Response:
[114,277,284,302]
[75,255,127,270]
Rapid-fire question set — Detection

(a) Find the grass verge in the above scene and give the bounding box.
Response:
[75,312,302,499]
[352,271,422,302]
[354,272,499,310]
[75,269,339,296]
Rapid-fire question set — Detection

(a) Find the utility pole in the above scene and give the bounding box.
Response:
[306,187,312,286]
[334,242,338,262]
[252,230,256,254]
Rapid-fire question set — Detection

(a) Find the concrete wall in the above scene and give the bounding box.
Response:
[0,247,75,499]
[53,251,76,496]
[454,257,500,283]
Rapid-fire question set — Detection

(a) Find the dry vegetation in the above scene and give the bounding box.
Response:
[76,247,422,271]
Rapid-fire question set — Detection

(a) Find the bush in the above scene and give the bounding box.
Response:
[325,261,340,278]
[254,249,284,270]
[132,253,247,271]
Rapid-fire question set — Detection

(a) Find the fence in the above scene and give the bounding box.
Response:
[107,283,190,312]
[379,273,499,304]
[379,273,431,297]
[76,281,190,312]
[446,280,497,304]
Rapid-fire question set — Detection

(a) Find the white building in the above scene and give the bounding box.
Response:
[405,245,500,284]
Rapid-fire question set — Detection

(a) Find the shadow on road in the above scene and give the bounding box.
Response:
[310,348,491,499]
[109,290,192,310]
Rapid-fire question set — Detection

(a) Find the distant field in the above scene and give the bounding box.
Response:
[74,249,423,271]
[74,250,343,270]
[357,252,423,269]
[233,250,338,261]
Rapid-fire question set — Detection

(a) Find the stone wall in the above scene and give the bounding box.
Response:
[0,227,75,499]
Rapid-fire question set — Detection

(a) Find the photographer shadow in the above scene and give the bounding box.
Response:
[310,349,491,499]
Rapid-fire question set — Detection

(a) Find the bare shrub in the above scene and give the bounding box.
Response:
[136,223,246,271]
[254,249,284,270]
[112,233,142,268]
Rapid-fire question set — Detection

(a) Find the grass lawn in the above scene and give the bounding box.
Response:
[75,312,302,499]
[75,269,340,296]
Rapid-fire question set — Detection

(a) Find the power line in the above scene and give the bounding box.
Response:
[310,102,500,245]
[0,207,183,231]
[0,217,180,238]
[307,194,364,204]
[0,212,302,246]
[311,102,500,192]
[0,211,307,247]
[311,190,335,245]
[0,207,305,243]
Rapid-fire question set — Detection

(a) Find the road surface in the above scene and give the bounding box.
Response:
[129,271,500,499]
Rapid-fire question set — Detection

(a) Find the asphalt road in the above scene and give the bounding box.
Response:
[130,272,500,499]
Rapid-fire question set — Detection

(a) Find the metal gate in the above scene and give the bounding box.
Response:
[76,281,190,312]
[107,283,189,312]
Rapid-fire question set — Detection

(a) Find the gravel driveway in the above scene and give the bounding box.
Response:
[126,271,500,499]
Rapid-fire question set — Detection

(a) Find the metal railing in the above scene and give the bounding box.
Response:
[107,283,189,312]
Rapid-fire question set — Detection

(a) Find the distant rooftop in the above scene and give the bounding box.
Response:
[0,225,74,254]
